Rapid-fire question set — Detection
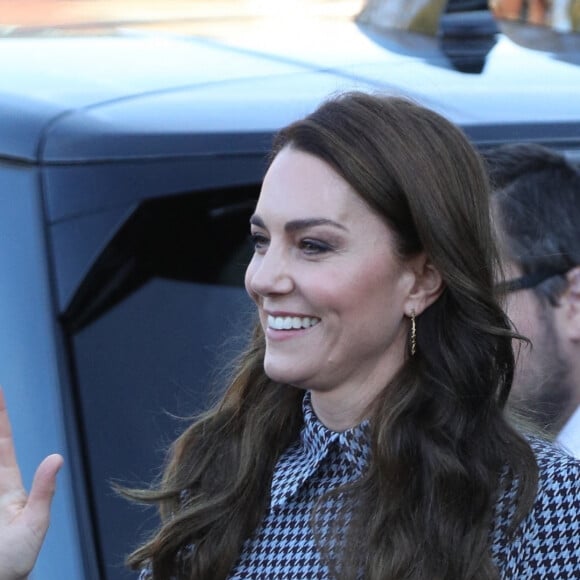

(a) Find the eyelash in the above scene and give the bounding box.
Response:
[249,233,333,255]
[250,232,269,252]
[299,239,332,255]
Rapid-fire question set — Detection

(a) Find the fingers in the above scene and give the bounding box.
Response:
[0,387,24,494]
[24,454,64,534]
[0,387,64,537]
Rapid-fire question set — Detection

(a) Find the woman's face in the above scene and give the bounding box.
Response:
[245,147,417,397]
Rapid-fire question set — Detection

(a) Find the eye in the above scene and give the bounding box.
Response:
[299,239,332,255]
[250,232,269,253]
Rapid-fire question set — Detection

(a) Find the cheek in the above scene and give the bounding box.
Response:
[360,257,409,305]
[328,261,405,322]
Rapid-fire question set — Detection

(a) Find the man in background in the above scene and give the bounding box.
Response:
[485,143,580,458]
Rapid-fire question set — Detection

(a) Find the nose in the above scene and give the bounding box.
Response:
[245,246,294,298]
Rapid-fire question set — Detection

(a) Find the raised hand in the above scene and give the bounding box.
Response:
[0,388,63,580]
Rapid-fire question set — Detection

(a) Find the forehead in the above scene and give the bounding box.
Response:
[257,147,366,219]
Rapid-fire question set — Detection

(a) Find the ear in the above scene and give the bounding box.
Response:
[404,254,444,316]
[558,266,580,342]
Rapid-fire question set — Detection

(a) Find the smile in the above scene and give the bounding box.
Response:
[267,315,320,330]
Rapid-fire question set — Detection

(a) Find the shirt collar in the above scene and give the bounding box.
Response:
[301,391,371,476]
[269,391,371,511]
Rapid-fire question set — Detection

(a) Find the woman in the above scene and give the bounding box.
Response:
[2,93,580,579]
[127,93,579,579]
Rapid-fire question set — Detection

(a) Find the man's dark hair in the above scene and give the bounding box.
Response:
[484,143,580,303]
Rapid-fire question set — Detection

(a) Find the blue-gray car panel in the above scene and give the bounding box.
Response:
[43,152,268,221]
[0,162,87,579]
[0,35,311,161]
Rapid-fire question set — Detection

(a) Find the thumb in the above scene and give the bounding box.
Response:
[23,454,64,534]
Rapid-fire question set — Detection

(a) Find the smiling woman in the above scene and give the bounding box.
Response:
[245,147,437,430]
[118,92,579,580]
[1,91,579,580]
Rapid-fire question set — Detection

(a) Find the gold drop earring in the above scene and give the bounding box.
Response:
[410,309,417,356]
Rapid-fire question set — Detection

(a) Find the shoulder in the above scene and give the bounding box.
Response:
[530,436,580,501]
[519,438,579,570]
[492,437,580,576]
[494,437,580,528]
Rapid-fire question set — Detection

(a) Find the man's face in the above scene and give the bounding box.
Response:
[503,260,573,432]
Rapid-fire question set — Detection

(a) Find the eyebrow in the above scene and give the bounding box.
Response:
[249,215,348,233]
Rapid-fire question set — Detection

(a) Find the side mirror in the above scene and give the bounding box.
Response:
[357,0,498,73]
[357,0,448,36]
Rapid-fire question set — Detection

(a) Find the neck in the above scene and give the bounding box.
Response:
[306,339,406,431]
[309,383,379,431]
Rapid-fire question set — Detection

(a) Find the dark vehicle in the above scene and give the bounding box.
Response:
[1,5,579,579]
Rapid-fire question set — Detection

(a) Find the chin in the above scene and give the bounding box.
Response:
[264,366,295,385]
[263,359,309,388]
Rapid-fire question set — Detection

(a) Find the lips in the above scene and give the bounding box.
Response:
[267,315,320,330]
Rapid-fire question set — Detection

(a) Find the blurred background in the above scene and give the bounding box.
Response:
[0,1,363,32]
[1,0,578,34]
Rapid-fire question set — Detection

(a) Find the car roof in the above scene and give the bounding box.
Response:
[1,16,580,162]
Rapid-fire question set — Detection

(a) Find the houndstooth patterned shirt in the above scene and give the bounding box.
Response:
[139,391,580,579]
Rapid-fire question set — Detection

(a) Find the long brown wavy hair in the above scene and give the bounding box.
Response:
[123,92,538,579]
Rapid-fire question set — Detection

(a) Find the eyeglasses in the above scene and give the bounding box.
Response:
[495,266,570,295]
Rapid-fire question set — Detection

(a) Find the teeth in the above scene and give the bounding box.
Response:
[268,315,320,330]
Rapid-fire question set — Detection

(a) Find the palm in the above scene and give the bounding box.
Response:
[0,389,62,580]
